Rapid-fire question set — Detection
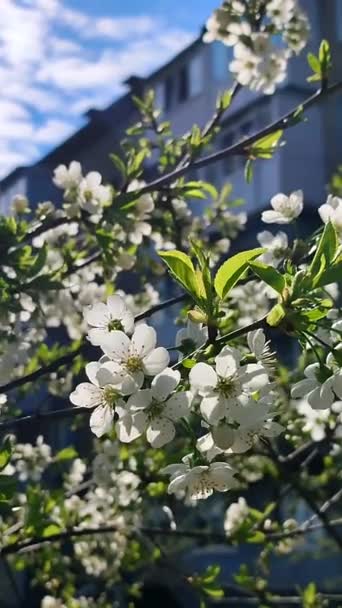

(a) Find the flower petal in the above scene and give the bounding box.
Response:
[308,382,335,410]
[85,361,101,386]
[212,424,235,450]
[143,347,170,375]
[131,324,156,357]
[164,391,193,420]
[167,474,188,495]
[116,411,147,442]
[90,404,113,438]
[200,395,225,425]
[151,368,180,401]
[189,362,217,394]
[84,302,109,328]
[100,330,131,361]
[88,327,109,346]
[126,389,152,411]
[70,383,102,408]
[333,373,342,400]
[146,417,175,448]
[291,379,317,399]
[95,361,125,388]
[215,347,240,378]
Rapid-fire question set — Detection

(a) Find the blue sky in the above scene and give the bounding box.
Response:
[0,0,218,178]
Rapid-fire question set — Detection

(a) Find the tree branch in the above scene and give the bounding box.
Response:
[8,81,342,253]
[2,517,342,556]
[265,441,342,551]
[135,80,342,197]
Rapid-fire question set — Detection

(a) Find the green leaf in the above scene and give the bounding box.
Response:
[159,250,202,302]
[307,52,321,75]
[319,39,331,76]
[267,303,286,327]
[302,582,317,607]
[249,261,285,294]
[310,221,337,279]
[202,587,224,599]
[55,447,78,462]
[181,358,197,369]
[315,259,342,287]
[217,89,233,111]
[250,130,283,159]
[182,181,218,200]
[0,438,12,472]
[244,159,254,183]
[0,475,16,499]
[214,248,265,299]
[190,125,202,147]
[27,243,48,278]
[42,523,62,537]
[247,531,265,543]
[110,153,127,178]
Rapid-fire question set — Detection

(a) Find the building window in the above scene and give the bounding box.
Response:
[211,41,230,80]
[336,0,342,40]
[154,82,165,112]
[189,54,204,97]
[165,76,174,110]
[178,66,189,102]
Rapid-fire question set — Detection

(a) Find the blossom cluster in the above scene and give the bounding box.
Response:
[69,294,284,500]
[204,0,309,94]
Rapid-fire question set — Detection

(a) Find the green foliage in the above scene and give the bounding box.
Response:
[307,39,332,82]
[309,221,337,280]
[249,261,286,294]
[330,164,342,196]
[191,565,224,600]
[243,130,283,182]
[55,447,78,462]
[158,250,205,304]
[249,130,284,159]
[216,88,233,111]
[214,248,265,299]
[0,437,12,471]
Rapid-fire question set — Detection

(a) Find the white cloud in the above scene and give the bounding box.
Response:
[0,0,195,179]
[35,118,76,144]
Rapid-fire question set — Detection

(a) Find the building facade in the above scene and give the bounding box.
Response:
[0,0,341,224]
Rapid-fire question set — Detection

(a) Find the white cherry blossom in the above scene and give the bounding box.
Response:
[162,460,237,500]
[53,161,82,190]
[197,395,282,455]
[101,323,169,389]
[318,195,342,240]
[224,497,249,536]
[261,190,303,224]
[70,360,136,437]
[189,346,269,425]
[230,41,260,87]
[229,397,283,452]
[84,295,135,346]
[175,320,208,351]
[291,363,342,410]
[257,230,288,266]
[247,329,276,371]
[78,171,111,215]
[266,0,296,27]
[127,180,154,245]
[116,368,192,447]
[295,398,330,441]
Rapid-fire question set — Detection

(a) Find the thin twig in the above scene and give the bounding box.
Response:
[2,517,342,557]
[135,81,342,197]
